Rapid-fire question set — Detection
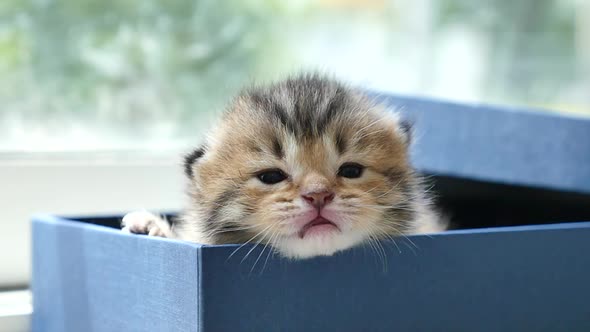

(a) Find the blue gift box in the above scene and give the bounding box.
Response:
[32,96,590,332]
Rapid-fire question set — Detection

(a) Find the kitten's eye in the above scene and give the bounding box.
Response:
[338,163,364,179]
[257,169,288,185]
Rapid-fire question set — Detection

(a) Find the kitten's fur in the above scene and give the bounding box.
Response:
[122,74,445,258]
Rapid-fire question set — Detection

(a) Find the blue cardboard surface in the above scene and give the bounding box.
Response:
[31,96,590,331]
[33,215,590,332]
[32,215,203,332]
[380,95,590,194]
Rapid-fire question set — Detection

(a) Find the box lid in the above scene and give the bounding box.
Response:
[379,95,590,194]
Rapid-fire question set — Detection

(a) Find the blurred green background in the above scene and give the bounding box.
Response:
[1,0,588,152]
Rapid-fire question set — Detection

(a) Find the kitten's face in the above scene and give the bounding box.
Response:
[186,77,414,258]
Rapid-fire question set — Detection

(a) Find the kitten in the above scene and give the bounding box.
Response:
[122,74,446,258]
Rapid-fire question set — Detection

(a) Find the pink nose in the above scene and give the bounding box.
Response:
[302,191,335,208]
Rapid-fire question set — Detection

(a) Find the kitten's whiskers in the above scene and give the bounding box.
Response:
[227,223,274,260]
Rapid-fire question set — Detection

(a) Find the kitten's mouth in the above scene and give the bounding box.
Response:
[298,216,339,239]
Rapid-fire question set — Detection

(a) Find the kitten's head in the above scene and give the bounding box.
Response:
[184,74,418,258]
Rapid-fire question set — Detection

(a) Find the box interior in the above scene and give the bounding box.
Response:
[76,175,590,231]
[432,175,590,229]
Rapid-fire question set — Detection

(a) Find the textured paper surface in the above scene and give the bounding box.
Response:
[33,216,590,332]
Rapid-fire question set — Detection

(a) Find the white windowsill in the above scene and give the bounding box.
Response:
[0,290,31,332]
[1,155,186,286]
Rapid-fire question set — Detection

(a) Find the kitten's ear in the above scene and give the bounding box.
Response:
[397,119,413,146]
[184,147,205,178]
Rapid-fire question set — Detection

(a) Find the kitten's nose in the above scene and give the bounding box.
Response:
[302,191,335,208]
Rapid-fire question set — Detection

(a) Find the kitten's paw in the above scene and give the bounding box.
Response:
[121,211,171,237]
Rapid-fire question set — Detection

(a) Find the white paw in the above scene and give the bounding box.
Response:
[121,211,170,237]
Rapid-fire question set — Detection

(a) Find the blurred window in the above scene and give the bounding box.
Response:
[1,0,588,153]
